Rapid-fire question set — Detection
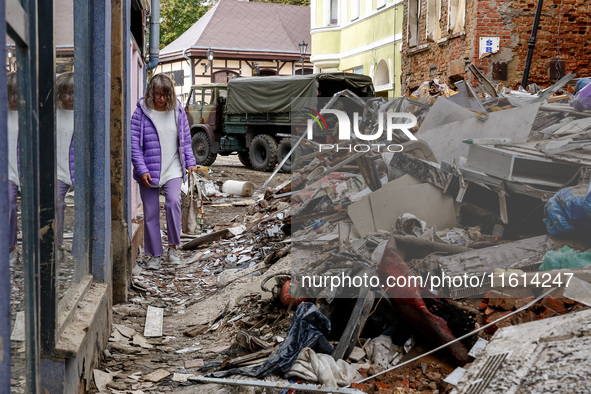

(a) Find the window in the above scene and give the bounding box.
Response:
[408,0,420,47]
[427,0,442,41]
[448,0,466,34]
[351,0,360,20]
[352,66,364,74]
[212,70,240,83]
[330,0,339,25]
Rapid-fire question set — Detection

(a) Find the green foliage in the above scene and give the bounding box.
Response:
[160,0,209,49]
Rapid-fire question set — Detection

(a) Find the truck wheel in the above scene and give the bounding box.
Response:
[192,131,217,166]
[238,151,252,167]
[249,134,278,172]
[277,138,294,172]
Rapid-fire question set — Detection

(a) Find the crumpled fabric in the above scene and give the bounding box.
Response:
[209,302,333,378]
[572,80,591,111]
[363,335,402,372]
[286,347,362,387]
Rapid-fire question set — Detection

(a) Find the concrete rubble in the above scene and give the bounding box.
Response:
[86,76,591,393]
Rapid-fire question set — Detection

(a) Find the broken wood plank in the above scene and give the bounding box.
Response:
[225,348,274,367]
[11,311,25,341]
[332,284,375,361]
[143,306,164,337]
[546,94,569,103]
[232,200,256,206]
[142,369,171,383]
[181,229,232,250]
[184,324,208,337]
[185,359,205,369]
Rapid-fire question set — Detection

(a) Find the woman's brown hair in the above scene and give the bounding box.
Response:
[145,73,177,111]
[56,72,74,109]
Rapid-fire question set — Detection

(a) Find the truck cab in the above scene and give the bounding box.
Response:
[185,83,227,166]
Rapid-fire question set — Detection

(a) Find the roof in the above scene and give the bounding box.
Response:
[160,0,311,61]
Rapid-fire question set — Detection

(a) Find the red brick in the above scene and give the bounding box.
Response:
[540,297,567,314]
[488,297,516,311]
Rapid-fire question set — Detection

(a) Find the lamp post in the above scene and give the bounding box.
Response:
[298,41,308,75]
[206,47,214,80]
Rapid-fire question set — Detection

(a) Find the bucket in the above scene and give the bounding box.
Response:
[221,180,255,197]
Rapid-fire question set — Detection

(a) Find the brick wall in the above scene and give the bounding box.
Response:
[402,0,591,94]
[402,0,477,94]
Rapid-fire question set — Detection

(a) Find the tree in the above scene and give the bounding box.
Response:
[160,0,209,49]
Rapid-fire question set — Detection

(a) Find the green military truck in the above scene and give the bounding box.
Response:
[184,73,375,172]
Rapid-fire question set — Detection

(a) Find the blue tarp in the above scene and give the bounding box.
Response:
[543,182,591,235]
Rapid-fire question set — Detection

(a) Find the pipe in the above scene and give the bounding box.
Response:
[182,47,194,87]
[146,0,160,70]
[520,0,544,90]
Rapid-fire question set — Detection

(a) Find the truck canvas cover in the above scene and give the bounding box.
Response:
[225,73,374,114]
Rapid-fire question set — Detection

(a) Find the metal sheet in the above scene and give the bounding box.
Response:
[415,102,541,165]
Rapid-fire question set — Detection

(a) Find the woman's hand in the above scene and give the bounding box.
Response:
[187,166,197,176]
[140,173,152,188]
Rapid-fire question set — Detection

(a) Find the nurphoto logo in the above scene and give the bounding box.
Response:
[304,108,418,153]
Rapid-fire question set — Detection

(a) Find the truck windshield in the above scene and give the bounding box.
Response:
[190,88,214,106]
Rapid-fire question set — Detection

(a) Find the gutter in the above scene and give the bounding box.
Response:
[146,0,160,70]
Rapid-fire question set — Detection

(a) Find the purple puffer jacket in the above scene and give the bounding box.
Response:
[131,98,196,185]
[69,137,75,186]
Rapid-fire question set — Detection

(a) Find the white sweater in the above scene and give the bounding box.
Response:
[56,109,74,185]
[8,110,19,187]
[149,109,182,185]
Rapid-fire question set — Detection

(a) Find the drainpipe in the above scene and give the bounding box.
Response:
[521,0,543,90]
[183,47,195,88]
[146,0,160,70]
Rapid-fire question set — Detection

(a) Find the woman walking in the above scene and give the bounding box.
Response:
[131,74,197,269]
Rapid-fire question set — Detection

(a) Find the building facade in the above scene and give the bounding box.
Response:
[155,0,312,100]
[401,0,591,94]
[310,0,403,97]
[2,0,147,392]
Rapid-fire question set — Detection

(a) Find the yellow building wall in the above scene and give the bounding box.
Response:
[311,0,403,97]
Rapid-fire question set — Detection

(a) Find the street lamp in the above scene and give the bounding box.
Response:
[206,47,214,79]
[298,41,308,75]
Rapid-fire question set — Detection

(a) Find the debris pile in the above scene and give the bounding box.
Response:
[92,73,591,393]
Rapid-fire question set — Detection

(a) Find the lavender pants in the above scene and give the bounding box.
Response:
[57,180,71,247]
[139,177,182,257]
[9,181,18,249]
